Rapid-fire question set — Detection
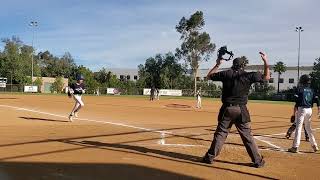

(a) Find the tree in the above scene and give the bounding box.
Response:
[161,53,184,89]
[310,57,320,93]
[38,51,76,78]
[138,53,184,89]
[136,64,147,89]
[176,11,216,95]
[51,76,64,93]
[0,36,40,86]
[94,67,113,85]
[239,56,249,66]
[274,61,287,93]
[138,55,162,88]
[33,77,43,93]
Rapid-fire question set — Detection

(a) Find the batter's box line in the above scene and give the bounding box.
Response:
[0,104,201,148]
[253,127,320,153]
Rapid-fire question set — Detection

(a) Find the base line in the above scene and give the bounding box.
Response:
[0,104,201,147]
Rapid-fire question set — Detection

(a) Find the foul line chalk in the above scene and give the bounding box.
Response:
[254,136,285,151]
[0,104,199,147]
[2,104,317,151]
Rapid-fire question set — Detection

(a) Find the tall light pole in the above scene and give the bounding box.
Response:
[295,26,303,84]
[29,21,38,85]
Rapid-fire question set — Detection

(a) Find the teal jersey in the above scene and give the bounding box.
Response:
[295,87,319,108]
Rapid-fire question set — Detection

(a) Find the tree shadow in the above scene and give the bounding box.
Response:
[0,98,18,100]
[0,161,200,180]
[19,116,68,123]
[78,140,251,167]
[0,140,278,179]
[0,130,278,180]
[0,125,214,148]
[165,104,192,109]
[58,140,278,180]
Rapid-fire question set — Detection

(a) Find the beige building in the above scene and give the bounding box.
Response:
[32,77,68,93]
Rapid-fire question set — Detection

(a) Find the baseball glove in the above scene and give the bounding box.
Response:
[290,115,295,123]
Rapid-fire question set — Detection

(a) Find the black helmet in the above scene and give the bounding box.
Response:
[299,74,311,85]
[232,57,247,70]
[76,74,85,81]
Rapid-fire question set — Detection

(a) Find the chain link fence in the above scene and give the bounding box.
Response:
[0,84,24,93]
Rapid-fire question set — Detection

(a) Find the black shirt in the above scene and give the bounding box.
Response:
[150,88,155,96]
[70,83,86,95]
[210,69,264,105]
[294,86,320,108]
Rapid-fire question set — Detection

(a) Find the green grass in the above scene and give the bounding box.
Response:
[103,94,293,105]
[0,92,294,105]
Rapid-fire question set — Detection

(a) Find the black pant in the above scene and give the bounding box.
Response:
[207,105,263,165]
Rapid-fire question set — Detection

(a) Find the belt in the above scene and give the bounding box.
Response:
[298,106,312,108]
[224,103,240,107]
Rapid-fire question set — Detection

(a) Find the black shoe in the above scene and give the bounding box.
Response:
[312,145,319,152]
[285,134,290,139]
[201,152,214,164]
[288,147,299,153]
[252,156,265,168]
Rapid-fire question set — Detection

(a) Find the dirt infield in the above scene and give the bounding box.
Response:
[0,94,319,180]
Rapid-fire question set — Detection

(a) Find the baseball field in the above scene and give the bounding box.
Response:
[0,94,319,180]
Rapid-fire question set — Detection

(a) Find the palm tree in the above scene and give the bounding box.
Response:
[274,61,287,93]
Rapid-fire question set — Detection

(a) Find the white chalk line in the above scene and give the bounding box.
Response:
[253,127,320,153]
[254,136,285,151]
[2,104,317,152]
[0,104,202,147]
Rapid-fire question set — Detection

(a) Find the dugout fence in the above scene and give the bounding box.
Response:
[0,84,24,93]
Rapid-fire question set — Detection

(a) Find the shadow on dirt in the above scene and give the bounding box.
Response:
[19,116,68,123]
[57,140,278,180]
[165,104,192,109]
[0,162,199,180]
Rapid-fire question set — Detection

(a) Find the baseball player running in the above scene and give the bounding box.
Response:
[288,75,320,153]
[68,74,86,122]
[150,86,155,101]
[202,51,270,168]
[196,89,202,109]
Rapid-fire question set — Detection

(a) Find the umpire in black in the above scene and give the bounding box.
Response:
[202,52,270,168]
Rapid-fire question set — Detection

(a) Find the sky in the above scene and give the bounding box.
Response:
[0,0,319,71]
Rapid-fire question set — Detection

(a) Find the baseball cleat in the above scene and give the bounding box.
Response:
[285,134,290,139]
[288,147,299,153]
[68,114,74,122]
[312,145,319,152]
[252,157,265,168]
[201,152,214,164]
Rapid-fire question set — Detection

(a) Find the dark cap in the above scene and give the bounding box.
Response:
[76,74,85,81]
[232,57,247,70]
[299,74,311,85]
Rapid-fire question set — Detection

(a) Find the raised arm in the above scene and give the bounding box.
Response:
[207,58,223,79]
[259,52,270,81]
